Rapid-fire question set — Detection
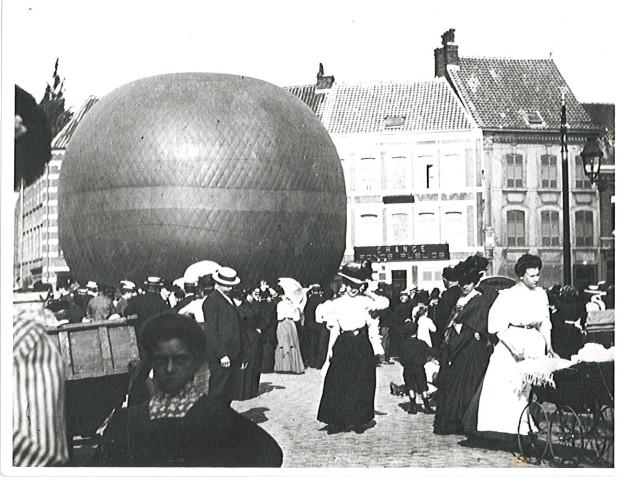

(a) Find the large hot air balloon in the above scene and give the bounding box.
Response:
[58,73,347,287]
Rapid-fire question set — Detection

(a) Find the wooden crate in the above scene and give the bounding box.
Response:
[46,318,139,381]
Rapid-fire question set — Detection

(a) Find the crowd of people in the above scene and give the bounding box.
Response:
[14,254,614,466]
[378,253,614,448]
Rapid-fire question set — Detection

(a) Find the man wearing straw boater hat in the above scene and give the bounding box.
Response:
[201,267,243,405]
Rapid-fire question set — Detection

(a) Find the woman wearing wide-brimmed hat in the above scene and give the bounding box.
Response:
[316,262,388,434]
[91,312,283,467]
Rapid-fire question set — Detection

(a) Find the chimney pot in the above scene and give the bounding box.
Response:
[434,29,459,77]
[316,63,335,90]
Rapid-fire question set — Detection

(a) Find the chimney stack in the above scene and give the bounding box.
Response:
[316,63,335,90]
[434,29,459,77]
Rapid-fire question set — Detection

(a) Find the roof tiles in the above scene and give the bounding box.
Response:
[447,57,594,131]
[286,78,476,134]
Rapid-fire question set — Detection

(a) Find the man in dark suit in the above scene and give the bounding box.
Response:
[124,276,172,405]
[432,267,462,351]
[125,276,171,342]
[201,267,243,405]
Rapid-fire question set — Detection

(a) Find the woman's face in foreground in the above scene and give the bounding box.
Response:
[151,338,200,395]
[460,282,475,296]
[521,267,541,290]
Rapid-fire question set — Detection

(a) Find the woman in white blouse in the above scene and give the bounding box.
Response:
[472,254,557,439]
[317,263,388,434]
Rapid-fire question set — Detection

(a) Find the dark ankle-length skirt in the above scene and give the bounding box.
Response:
[317,328,376,427]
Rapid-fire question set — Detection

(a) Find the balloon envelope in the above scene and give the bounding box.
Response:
[58,73,347,287]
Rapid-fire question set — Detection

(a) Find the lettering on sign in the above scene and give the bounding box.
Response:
[354,244,450,262]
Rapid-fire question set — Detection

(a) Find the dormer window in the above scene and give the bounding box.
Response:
[384,115,405,128]
[524,111,544,126]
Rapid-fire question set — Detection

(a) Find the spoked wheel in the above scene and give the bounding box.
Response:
[518,401,551,464]
[594,406,614,466]
[580,406,613,465]
[549,406,585,467]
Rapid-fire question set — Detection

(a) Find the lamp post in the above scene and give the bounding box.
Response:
[580,137,604,188]
[561,95,572,286]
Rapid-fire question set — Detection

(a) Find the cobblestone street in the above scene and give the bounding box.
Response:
[231,362,538,469]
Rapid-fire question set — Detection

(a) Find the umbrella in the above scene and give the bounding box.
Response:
[278,277,307,311]
[183,260,221,284]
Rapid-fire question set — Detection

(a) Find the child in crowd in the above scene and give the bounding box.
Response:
[412,304,436,347]
[398,321,438,414]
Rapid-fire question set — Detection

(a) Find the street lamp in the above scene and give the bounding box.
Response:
[580,137,604,186]
[561,95,572,286]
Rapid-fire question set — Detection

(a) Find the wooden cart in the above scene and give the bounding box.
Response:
[45,318,140,437]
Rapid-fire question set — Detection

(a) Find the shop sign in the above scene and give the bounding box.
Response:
[354,244,450,262]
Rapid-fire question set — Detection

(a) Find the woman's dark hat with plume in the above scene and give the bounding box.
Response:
[15,85,52,191]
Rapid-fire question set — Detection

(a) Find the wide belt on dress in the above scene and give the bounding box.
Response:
[509,323,537,330]
[340,325,368,337]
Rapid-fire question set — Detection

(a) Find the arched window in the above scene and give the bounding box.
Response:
[506,210,526,246]
[575,211,594,246]
[540,210,560,246]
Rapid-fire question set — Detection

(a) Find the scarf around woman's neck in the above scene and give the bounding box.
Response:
[149,381,201,420]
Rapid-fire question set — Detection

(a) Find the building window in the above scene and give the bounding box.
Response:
[415,156,437,190]
[524,111,544,126]
[440,154,464,190]
[357,213,380,246]
[387,156,408,190]
[540,210,560,246]
[415,212,438,244]
[442,211,466,248]
[384,115,406,128]
[506,210,526,246]
[389,213,409,244]
[574,156,593,189]
[505,154,524,188]
[575,210,594,246]
[540,155,558,189]
[357,157,379,191]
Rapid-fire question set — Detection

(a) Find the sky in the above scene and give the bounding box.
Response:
[3,0,617,111]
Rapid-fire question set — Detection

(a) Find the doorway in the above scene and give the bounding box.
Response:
[391,270,407,295]
[573,264,597,293]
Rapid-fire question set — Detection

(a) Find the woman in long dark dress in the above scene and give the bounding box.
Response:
[317,262,388,434]
[433,258,496,435]
[233,289,264,400]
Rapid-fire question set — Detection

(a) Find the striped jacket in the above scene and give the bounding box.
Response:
[13,305,69,466]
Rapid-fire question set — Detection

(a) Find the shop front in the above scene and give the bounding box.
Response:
[354,244,451,294]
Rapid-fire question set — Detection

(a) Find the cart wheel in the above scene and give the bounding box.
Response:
[549,406,585,467]
[595,406,614,466]
[518,401,550,464]
[580,406,613,465]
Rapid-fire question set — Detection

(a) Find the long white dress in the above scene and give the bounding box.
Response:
[475,283,552,434]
